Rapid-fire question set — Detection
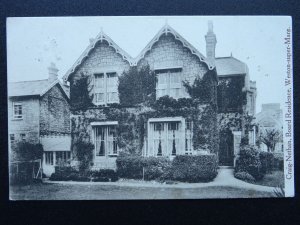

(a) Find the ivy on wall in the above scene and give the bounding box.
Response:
[118,65,156,107]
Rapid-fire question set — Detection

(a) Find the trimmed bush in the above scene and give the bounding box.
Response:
[163,154,218,183]
[90,169,118,182]
[234,171,255,183]
[259,151,274,174]
[49,166,81,181]
[116,155,171,180]
[235,145,264,180]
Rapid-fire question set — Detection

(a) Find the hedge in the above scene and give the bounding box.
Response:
[90,169,118,182]
[163,154,218,182]
[259,151,274,174]
[235,145,264,180]
[274,154,284,171]
[116,156,171,180]
[234,171,255,183]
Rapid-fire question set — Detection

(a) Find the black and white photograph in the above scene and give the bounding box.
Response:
[7,16,294,200]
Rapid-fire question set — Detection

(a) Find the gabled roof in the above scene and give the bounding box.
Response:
[63,24,213,82]
[134,24,212,69]
[215,56,248,76]
[8,79,70,99]
[63,29,134,82]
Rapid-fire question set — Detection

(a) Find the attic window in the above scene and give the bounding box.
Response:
[94,72,119,105]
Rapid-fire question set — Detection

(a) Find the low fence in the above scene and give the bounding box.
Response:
[10,159,42,185]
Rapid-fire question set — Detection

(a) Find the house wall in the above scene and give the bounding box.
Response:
[40,84,70,135]
[137,34,209,85]
[8,96,40,144]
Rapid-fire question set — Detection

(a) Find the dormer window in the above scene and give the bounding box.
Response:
[94,72,119,105]
[156,68,182,99]
[13,102,23,119]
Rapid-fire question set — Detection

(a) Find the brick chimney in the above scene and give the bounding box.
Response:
[205,21,217,67]
[48,62,59,83]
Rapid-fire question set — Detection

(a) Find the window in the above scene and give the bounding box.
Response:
[168,122,179,131]
[156,68,182,99]
[154,123,164,131]
[13,102,23,119]
[185,120,193,155]
[95,125,118,157]
[56,151,71,165]
[45,152,53,165]
[10,134,15,144]
[94,72,119,105]
[20,133,26,141]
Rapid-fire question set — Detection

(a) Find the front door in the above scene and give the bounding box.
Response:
[95,125,118,157]
[148,121,181,156]
[219,130,234,166]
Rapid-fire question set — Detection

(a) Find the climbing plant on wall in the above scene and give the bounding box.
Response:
[118,65,156,106]
[70,72,94,111]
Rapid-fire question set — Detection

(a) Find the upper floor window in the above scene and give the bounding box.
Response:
[94,72,119,105]
[13,102,23,119]
[156,68,182,99]
[20,133,26,141]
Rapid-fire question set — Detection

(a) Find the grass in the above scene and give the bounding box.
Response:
[10,182,274,200]
[255,170,284,188]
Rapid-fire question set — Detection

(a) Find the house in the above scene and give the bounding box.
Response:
[8,63,71,176]
[256,103,283,152]
[63,21,256,170]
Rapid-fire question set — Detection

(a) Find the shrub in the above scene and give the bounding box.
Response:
[235,145,264,180]
[116,155,171,180]
[274,154,284,171]
[90,169,118,182]
[234,171,255,183]
[49,166,79,181]
[163,154,218,183]
[259,151,274,174]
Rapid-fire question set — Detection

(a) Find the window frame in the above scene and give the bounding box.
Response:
[94,71,119,106]
[45,152,54,165]
[12,102,23,119]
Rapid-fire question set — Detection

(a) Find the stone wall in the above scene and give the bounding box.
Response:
[8,96,40,144]
[40,84,70,135]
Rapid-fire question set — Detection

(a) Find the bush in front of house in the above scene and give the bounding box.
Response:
[159,154,218,183]
[259,151,274,174]
[274,153,284,171]
[234,171,255,183]
[235,145,264,181]
[49,166,79,181]
[90,169,118,182]
[116,155,171,180]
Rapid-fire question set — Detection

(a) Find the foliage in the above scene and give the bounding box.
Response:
[234,171,255,183]
[161,154,218,183]
[90,169,118,182]
[274,154,284,171]
[235,145,264,180]
[70,72,93,111]
[13,141,43,161]
[49,165,82,181]
[259,128,282,152]
[116,155,171,180]
[183,68,217,105]
[217,76,247,113]
[259,151,274,174]
[118,65,156,106]
[273,185,285,197]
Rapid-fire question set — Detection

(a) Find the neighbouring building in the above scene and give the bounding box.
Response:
[63,22,256,170]
[256,103,283,152]
[8,63,71,176]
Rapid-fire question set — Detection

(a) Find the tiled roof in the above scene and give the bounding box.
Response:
[216,56,248,76]
[8,79,69,99]
[8,79,51,97]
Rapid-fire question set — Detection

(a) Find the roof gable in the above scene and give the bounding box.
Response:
[8,79,70,100]
[63,24,213,82]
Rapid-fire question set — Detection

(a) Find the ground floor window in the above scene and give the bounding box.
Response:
[56,151,71,165]
[94,125,118,157]
[185,120,193,155]
[45,152,53,165]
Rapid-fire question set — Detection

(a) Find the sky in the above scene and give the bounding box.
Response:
[6,16,291,112]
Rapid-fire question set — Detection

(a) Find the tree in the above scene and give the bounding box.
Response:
[13,141,43,161]
[259,128,282,152]
[118,65,156,106]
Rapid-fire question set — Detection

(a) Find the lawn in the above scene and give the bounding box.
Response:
[10,182,275,200]
[254,170,284,188]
